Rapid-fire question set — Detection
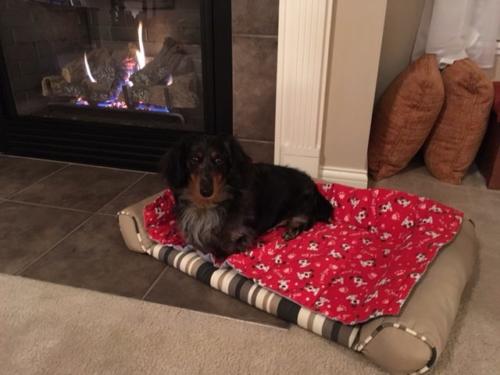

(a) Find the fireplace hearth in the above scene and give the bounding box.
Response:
[0,0,232,170]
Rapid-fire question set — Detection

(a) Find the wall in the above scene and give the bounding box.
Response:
[496,29,500,80]
[320,0,387,186]
[376,1,500,84]
[232,0,279,163]
[374,0,426,100]
[487,55,500,80]
[495,56,500,80]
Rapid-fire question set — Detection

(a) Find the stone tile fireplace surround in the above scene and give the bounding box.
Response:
[231,0,279,163]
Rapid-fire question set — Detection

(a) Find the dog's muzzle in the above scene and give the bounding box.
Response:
[199,176,214,198]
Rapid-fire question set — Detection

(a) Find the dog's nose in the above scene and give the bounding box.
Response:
[200,186,213,198]
[199,178,213,198]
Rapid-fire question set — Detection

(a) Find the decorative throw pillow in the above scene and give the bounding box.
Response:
[424,58,494,184]
[369,54,445,180]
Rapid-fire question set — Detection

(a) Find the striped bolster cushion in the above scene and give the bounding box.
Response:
[147,244,362,349]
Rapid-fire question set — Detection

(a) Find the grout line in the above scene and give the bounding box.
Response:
[7,167,146,215]
[14,213,96,276]
[1,154,151,174]
[6,163,148,215]
[142,266,169,300]
[236,138,274,145]
[64,161,150,174]
[6,198,93,214]
[97,173,148,214]
[233,33,278,39]
[97,212,118,217]
[6,163,70,200]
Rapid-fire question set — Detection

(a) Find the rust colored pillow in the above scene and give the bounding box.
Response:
[369,54,444,180]
[424,59,494,184]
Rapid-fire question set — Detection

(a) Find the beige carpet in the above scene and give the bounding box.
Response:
[0,269,498,375]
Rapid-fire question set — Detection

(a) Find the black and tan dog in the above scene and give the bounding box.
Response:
[161,135,333,258]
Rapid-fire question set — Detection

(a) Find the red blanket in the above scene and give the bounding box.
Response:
[144,183,463,324]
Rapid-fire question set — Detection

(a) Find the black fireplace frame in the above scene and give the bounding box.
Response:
[0,0,232,171]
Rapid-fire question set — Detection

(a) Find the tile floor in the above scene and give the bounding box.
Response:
[0,155,286,328]
[1,155,499,331]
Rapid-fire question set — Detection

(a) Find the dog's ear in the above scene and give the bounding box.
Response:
[224,136,252,169]
[160,137,190,189]
[224,136,252,187]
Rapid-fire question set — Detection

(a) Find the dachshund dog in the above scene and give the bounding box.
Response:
[161,135,333,259]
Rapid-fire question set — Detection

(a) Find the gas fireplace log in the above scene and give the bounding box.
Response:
[109,44,141,99]
[124,72,199,109]
[129,37,178,86]
[89,63,116,89]
[45,39,199,110]
[125,85,169,107]
[165,72,198,109]
[111,43,139,66]
[83,83,114,103]
[41,75,85,98]
[112,44,140,82]
[130,37,195,87]
[61,48,112,83]
[61,44,136,99]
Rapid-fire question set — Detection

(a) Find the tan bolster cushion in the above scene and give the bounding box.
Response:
[424,58,494,184]
[118,196,158,253]
[369,54,445,180]
[357,218,478,373]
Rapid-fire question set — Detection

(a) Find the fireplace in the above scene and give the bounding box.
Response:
[0,0,232,170]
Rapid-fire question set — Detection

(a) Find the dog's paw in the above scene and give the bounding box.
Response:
[282,228,301,241]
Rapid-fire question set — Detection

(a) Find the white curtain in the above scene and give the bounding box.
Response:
[412,0,500,68]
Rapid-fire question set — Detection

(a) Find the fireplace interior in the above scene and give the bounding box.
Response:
[0,0,232,170]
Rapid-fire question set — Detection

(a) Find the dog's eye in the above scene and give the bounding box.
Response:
[214,158,224,166]
[190,156,200,164]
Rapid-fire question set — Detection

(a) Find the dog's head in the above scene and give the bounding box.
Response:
[161,135,252,206]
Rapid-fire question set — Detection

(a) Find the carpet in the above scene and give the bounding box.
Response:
[0,265,496,374]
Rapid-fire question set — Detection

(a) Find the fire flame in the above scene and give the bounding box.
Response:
[136,21,146,70]
[83,52,97,83]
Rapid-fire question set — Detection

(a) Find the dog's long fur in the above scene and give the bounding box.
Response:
[161,135,333,258]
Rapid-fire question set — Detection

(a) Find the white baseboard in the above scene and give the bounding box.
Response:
[319,166,368,188]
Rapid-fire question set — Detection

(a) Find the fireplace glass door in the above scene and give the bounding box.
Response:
[1,0,208,132]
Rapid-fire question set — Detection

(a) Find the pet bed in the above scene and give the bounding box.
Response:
[118,184,478,374]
